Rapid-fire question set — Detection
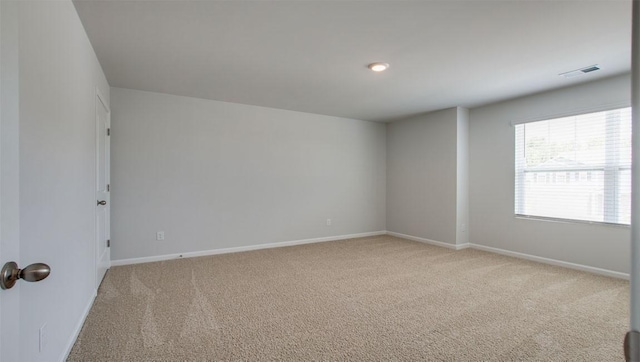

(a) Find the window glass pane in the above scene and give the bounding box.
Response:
[515,107,631,225]
[619,112,632,167]
[618,169,631,225]
[524,114,607,169]
[522,170,604,222]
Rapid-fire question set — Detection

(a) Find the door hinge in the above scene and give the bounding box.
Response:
[107,239,110,248]
[107,128,110,136]
[107,184,110,192]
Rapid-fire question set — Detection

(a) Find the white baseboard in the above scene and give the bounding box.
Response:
[386,231,469,250]
[469,243,629,280]
[385,231,627,280]
[112,229,628,280]
[60,289,97,361]
[111,231,387,266]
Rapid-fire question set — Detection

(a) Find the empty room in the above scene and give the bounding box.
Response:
[1,0,639,361]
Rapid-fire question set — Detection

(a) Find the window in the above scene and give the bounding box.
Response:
[515,107,631,225]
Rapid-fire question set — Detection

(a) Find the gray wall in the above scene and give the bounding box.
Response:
[110,88,387,261]
[14,1,110,360]
[386,108,462,245]
[456,107,469,245]
[469,74,631,273]
[109,68,631,274]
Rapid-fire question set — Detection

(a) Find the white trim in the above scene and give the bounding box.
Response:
[514,214,629,229]
[95,87,110,114]
[60,290,97,362]
[386,231,470,250]
[469,243,629,280]
[386,231,627,279]
[111,231,387,266]
[94,87,111,290]
[111,229,627,279]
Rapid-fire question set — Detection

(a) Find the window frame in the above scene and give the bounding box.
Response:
[513,105,632,226]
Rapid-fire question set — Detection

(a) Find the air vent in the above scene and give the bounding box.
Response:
[559,65,601,78]
[581,66,600,73]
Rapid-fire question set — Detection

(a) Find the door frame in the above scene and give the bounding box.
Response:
[0,1,22,360]
[95,87,111,290]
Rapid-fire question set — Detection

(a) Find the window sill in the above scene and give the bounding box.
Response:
[514,214,630,228]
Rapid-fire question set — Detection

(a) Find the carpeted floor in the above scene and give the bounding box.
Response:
[68,235,629,361]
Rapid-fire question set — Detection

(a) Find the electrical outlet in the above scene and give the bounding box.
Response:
[156,231,165,241]
[326,219,332,226]
[39,323,47,353]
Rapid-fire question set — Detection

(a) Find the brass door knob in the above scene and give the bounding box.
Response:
[97,200,107,206]
[1,261,51,290]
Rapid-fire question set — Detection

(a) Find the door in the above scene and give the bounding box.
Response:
[0,1,22,359]
[0,1,21,360]
[95,90,111,288]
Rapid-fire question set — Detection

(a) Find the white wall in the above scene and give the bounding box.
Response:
[17,1,110,360]
[110,88,386,261]
[386,107,465,245]
[469,74,631,274]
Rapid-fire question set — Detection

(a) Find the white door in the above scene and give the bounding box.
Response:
[0,1,21,360]
[95,90,111,288]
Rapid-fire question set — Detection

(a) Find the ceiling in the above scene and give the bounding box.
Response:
[73,0,632,122]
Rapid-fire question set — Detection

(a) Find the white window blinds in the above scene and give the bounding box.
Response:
[515,107,632,225]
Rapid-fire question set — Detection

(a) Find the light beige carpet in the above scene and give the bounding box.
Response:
[68,235,629,361]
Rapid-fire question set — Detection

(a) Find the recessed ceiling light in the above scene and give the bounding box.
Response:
[368,62,389,72]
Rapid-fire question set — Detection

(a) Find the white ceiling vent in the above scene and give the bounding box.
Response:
[559,65,601,78]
